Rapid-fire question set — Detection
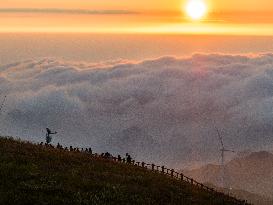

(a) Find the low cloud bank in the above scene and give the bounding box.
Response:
[1,54,273,168]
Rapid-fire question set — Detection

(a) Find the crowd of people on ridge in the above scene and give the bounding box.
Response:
[42,127,134,164]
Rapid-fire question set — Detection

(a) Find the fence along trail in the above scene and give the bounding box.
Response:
[37,141,251,205]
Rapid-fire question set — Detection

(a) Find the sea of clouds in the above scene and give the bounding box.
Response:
[0,53,273,168]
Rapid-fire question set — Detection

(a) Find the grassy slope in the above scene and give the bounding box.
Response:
[0,137,242,205]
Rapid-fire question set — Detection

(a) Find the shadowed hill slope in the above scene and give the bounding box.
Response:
[0,137,248,205]
[202,183,273,205]
[183,151,273,201]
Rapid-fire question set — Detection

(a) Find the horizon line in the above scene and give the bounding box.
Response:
[0,8,138,15]
[0,30,273,37]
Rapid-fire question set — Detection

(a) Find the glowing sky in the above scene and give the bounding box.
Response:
[1,0,273,35]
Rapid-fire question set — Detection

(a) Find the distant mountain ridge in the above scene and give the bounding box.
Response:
[184,151,273,204]
[203,183,273,205]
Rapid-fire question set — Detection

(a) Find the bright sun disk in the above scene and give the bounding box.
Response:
[185,0,207,20]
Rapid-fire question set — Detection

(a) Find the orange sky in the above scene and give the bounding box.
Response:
[0,0,273,35]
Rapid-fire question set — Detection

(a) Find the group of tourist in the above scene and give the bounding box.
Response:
[39,140,134,165]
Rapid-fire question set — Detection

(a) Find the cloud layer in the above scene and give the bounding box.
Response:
[1,54,273,168]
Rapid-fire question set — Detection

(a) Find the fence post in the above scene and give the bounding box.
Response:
[161,166,165,173]
[141,162,145,168]
[171,169,174,177]
[152,164,155,171]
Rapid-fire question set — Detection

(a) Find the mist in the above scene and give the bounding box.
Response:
[1,53,273,168]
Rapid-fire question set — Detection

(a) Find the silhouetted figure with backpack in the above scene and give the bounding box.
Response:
[45,128,57,144]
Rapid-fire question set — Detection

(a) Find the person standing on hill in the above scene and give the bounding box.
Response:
[126,153,132,164]
[46,128,57,144]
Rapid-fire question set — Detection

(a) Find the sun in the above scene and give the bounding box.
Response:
[185,0,207,20]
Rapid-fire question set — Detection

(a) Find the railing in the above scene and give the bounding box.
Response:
[33,141,251,205]
[108,158,251,205]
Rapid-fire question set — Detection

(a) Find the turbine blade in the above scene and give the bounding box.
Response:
[224,149,235,153]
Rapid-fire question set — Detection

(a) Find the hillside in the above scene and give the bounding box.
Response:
[203,183,273,205]
[0,137,248,205]
[184,151,273,204]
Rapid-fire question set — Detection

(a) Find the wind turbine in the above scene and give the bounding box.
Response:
[0,95,7,136]
[216,128,235,189]
[0,95,7,116]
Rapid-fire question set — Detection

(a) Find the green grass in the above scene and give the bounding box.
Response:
[0,137,244,205]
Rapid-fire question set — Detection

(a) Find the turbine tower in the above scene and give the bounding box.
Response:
[0,95,7,136]
[216,128,235,189]
[0,95,7,115]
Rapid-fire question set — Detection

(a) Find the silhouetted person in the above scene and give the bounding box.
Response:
[70,146,73,152]
[105,152,111,159]
[88,148,92,154]
[117,155,122,162]
[46,128,57,144]
[126,153,132,164]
